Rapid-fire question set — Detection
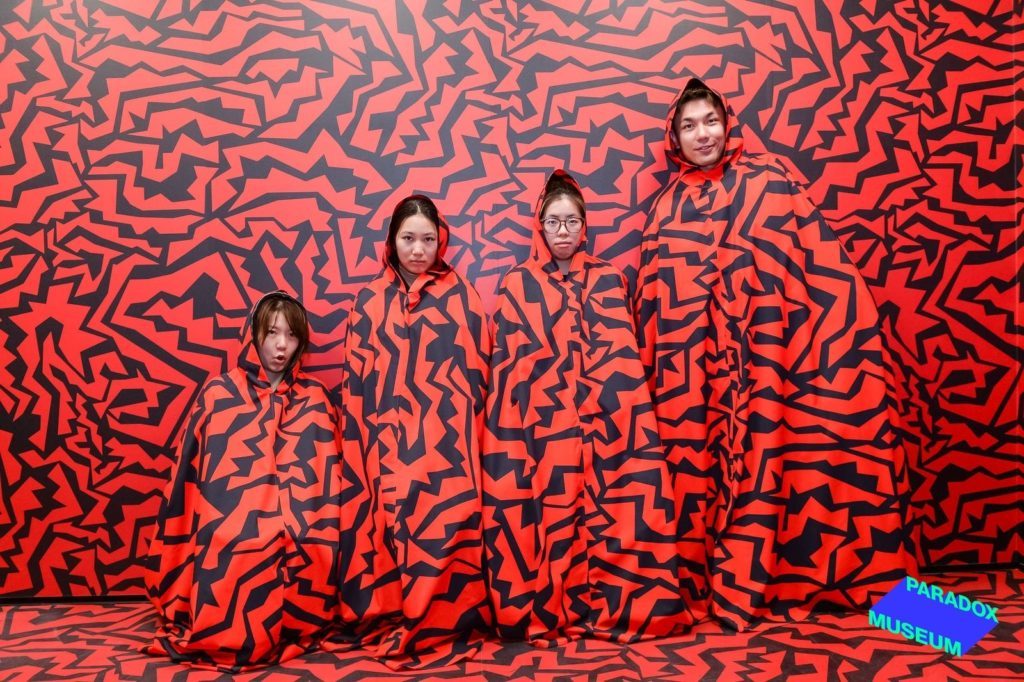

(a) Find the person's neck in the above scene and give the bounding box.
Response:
[398,265,418,287]
[266,370,282,390]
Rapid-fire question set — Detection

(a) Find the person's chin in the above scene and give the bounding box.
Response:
[699,149,723,166]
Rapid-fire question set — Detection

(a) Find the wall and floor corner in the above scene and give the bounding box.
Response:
[0,1,1020,599]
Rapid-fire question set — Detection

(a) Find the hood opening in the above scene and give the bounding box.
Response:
[530,169,588,272]
[665,77,743,172]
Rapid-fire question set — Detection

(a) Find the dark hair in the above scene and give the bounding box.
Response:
[672,83,726,135]
[539,171,586,222]
[253,294,309,364]
[387,195,440,267]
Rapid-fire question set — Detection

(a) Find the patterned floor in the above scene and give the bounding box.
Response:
[1,571,1020,681]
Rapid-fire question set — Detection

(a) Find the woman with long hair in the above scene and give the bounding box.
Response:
[337,195,490,669]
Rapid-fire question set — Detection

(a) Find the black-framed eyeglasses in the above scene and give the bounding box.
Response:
[541,216,584,234]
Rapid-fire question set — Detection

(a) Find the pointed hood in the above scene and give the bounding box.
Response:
[529,169,589,276]
[664,77,744,174]
[382,194,453,308]
[238,290,307,390]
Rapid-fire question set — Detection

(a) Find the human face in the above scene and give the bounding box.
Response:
[542,196,584,263]
[257,311,299,386]
[394,213,438,278]
[674,98,726,169]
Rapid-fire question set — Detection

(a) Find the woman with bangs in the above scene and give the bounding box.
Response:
[145,291,343,672]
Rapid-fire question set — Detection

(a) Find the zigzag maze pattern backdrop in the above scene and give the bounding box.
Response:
[0,1,1020,597]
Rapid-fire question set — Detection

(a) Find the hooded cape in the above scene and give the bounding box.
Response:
[144,291,343,672]
[634,79,916,628]
[482,170,691,646]
[336,200,490,669]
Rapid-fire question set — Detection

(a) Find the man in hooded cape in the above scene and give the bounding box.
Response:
[482,170,691,646]
[336,197,490,669]
[145,291,343,671]
[634,78,917,629]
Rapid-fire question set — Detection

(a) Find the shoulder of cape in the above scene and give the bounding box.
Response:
[192,368,242,410]
[441,269,489,325]
[205,368,241,392]
[588,257,630,287]
[290,369,328,392]
[495,260,545,293]
[491,262,539,315]
[347,273,392,315]
[580,253,616,272]
[290,372,340,410]
[736,150,800,181]
[442,266,475,290]
[458,271,487,308]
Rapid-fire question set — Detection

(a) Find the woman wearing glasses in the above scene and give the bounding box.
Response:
[481,170,690,647]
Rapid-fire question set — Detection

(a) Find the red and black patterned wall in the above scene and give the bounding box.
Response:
[0,1,1020,598]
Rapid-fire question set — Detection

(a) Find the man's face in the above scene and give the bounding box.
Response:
[675,98,726,169]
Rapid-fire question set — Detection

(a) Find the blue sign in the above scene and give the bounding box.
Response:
[869,576,999,655]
